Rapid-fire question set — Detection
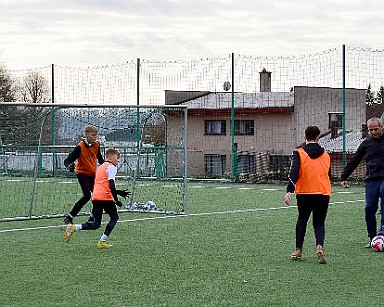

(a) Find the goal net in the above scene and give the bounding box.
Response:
[0,103,187,221]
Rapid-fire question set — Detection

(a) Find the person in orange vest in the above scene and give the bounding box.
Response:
[63,125,105,224]
[64,147,130,248]
[284,126,331,264]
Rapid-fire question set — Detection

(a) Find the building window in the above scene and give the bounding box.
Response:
[238,155,255,174]
[205,154,226,176]
[328,112,343,129]
[234,120,254,135]
[204,120,226,135]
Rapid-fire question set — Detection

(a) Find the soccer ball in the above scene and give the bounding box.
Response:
[371,235,384,251]
[223,81,231,91]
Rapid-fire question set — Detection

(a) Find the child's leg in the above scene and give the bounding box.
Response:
[101,201,119,239]
[80,200,103,230]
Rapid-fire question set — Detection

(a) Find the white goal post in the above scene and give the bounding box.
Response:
[0,102,188,221]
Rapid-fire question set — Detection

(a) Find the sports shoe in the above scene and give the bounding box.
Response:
[364,242,372,248]
[97,241,113,249]
[64,224,75,243]
[290,249,302,260]
[316,245,326,264]
[63,215,73,225]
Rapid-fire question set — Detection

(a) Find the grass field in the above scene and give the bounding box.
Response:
[1,182,382,306]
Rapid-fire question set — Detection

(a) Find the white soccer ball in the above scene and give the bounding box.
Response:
[371,235,384,251]
[223,81,231,91]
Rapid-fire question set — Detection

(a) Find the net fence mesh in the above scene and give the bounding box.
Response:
[1,45,384,219]
[0,104,187,221]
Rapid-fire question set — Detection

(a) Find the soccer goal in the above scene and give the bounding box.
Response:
[0,102,188,221]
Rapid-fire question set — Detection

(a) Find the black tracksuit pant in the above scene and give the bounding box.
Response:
[295,194,330,250]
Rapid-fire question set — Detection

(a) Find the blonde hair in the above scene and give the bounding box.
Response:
[105,148,120,159]
[84,125,98,134]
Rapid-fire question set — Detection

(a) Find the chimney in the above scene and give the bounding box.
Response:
[259,68,271,92]
[330,121,338,139]
[328,112,342,139]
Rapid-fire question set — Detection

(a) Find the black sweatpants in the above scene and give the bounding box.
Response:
[295,194,330,250]
[69,173,95,217]
[81,200,119,237]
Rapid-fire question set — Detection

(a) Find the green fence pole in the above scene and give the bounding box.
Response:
[231,53,236,181]
[51,63,56,176]
[183,107,189,215]
[136,58,141,177]
[342,45,346,168]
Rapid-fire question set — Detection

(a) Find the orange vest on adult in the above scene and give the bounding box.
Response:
[295,147,332,196]
[75,141,100,176]
[92,162,114,201]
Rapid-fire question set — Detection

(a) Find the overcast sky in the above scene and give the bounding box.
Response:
[1,0,383,69]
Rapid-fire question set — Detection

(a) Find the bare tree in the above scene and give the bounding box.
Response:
[0,64,18,146]
[20,70,50,103]
[0,70,54,146]
[0,64,16,102]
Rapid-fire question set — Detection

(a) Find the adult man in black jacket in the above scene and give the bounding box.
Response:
[341,117,384,247]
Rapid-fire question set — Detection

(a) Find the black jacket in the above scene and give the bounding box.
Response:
[340,135,384,182]
[286,143,330,193]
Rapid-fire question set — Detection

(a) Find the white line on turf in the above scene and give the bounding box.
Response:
[0,199,365,234]
[0,225,65,233]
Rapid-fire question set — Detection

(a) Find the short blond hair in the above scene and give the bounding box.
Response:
[85,125,98,134]
[105,147,120,159]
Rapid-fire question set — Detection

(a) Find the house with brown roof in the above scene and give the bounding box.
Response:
[164,70,368,180]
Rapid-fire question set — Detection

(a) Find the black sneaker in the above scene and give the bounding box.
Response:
[63,215,73,224]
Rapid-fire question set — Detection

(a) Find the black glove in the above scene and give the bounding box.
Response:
[115,200,123,207]
[66,163,75,172]
[116,189,131,199]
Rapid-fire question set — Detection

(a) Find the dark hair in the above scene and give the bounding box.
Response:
[305,126,320,141]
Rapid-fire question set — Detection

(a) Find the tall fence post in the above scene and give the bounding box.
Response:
[230,53,237,182]
[183,107,189,215]
[342,45,347,168]
[136,58,141,177]
[51,63,56,176]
